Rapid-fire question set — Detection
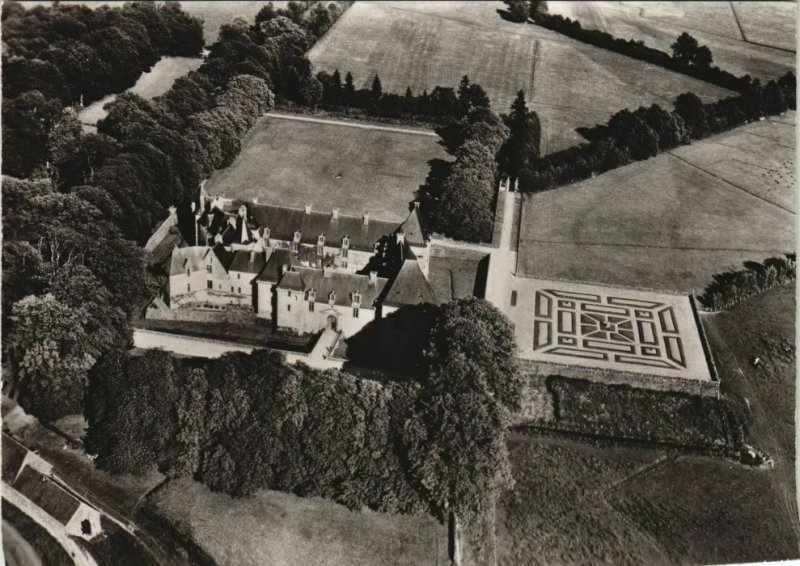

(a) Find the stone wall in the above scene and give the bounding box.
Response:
[145,306,257,325]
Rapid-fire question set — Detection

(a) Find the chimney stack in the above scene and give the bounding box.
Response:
[332,208,339,220]
[396,231,405,245]
[363,213,369,226]
[304,204,312,214]
[413,201,420,209]
[369,271,377,285]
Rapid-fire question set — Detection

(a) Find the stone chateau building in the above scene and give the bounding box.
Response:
[165,196,438,338]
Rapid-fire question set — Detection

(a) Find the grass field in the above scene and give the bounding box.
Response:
[427,245,489,301]
[180,1,291,44]
[308,1,733,153]
[548,2,795,80]
[517,113,796,292]
[204,114,446,222]
[499,429,800,565]
[147,477,447,566]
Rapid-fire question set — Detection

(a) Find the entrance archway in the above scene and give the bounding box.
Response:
[327,315,338,332]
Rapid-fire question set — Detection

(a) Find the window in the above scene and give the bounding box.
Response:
[238,287,241,294]
[511,290,517,306]
[231,285,234,292]
[219,284,222,290]
[187,284,191,292]
[342,247,349,259]
[309,301,315,312]
[353,306,359,318]
[186,268,190,276]
[237,273,241,279]
[207,265,212,273]
[207,280,213,289]
[287,304,291,312]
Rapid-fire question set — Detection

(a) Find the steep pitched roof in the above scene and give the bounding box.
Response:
[398,207,428,247]
[228,249,267,275]
[277,270,305,291]
[257,248,297,283]
[383,258,439,307]
[276,267,388,307]
[212,244,234,269]
[169,246,209,276]
[14,466,81,524]
[235,202,398,252]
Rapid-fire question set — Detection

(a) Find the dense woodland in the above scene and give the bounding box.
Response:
[85,298,523,525]
[2,2,205,178]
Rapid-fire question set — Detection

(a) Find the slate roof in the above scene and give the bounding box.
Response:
[277,267,389,307]
[399,208,428,247]
[212,244,234,269]
[228,249,267,275]
[169,247,209,276]
[384,258,439,307]
[257,248,297,283]
[14,466,81,524]
[237,202,397,252]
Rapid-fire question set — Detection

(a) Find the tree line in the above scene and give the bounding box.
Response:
[698,255,796,311]
[505,1,754,94]
[85,297,523,526]
[2,1,205,178]
[2,4,295,424]
[515,72,795,192]
[315,70,491,122]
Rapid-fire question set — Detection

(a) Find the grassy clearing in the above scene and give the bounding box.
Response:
[147,477,446,566]
[608,455,800,564]
[703,284,798,530]
[204,114,446,223]
[178,1,290,45]
[517,114,795,292]
[79,55,203,126]
[497,431,669,565]
[309,1,732,153]
[500,429,800,565]
[427,245,489,301]
[548,2,795,80]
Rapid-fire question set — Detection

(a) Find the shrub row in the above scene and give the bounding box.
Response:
[544,376,750,454]
[698,255,796,311]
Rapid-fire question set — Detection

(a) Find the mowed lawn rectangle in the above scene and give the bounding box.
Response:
[516,113,796,293]
[308,1,733,153]
[204,114,447,223]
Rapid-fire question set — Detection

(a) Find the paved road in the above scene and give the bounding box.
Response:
[3,483,99,566]
[269,111,439,138]
[3,520,43,566]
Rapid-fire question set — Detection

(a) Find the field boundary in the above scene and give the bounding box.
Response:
[268,112,439,138]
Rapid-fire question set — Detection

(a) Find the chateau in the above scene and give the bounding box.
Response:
[165,196,438,338]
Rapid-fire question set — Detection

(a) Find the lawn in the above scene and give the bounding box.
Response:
[147,477,447,566]
[703,284,797,533]
[547,2,795,80]
[204,114,446,223]
[517,113,796,292]
[308,1,733,153]
[427,244,489,302]
[499,430,800,565]
[180,1,291,45]
[79,55,203,126]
